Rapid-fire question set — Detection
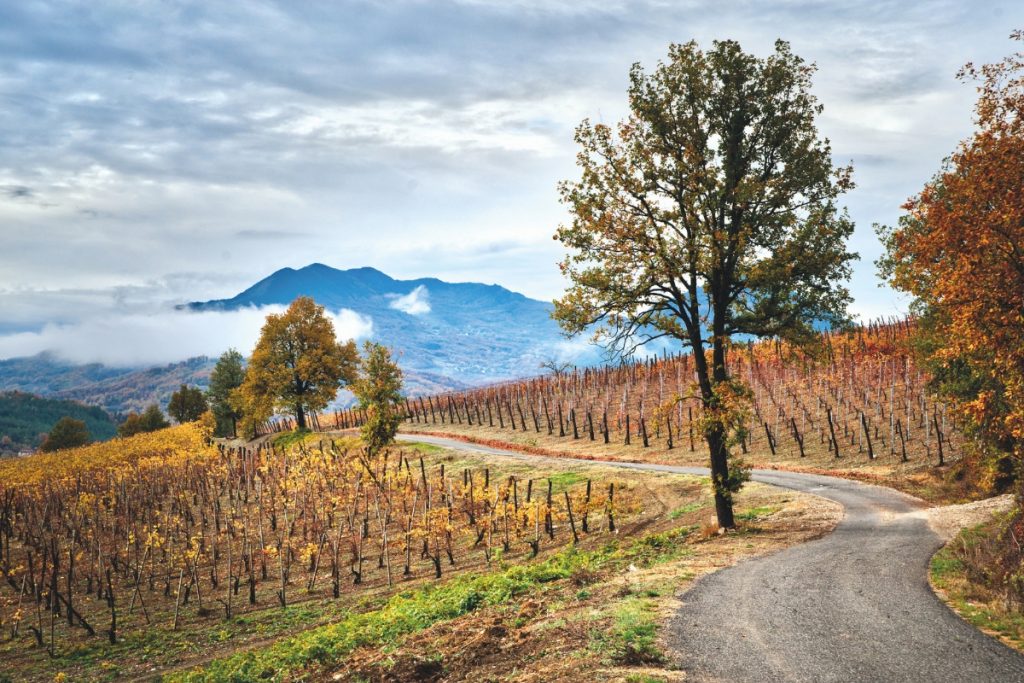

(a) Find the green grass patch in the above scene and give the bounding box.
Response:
[589,596,665,665]
[400,441,446,455]
[271,429,315,449]
[669,501,707,519]
[546,471,586,490]
[736,505,781,521]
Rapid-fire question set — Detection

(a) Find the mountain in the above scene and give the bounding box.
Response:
[0,265,578,415]
[188,264,588,384]
[0,391,118,453]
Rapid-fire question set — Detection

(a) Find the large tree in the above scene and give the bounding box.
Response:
[236,296,359,431]
[168,384,208,424]
[879,32,1024,478]
[40,417,91,452]
[208,349,246,437]
[351,341,404,457]
[554,39,857,528]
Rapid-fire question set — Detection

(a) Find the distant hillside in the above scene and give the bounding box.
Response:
[0,391,117,452]
[0,352,134,394]
[0,353,467,416]
[188,264,595,384]
[0,354,215,416]
[55,356,216,415]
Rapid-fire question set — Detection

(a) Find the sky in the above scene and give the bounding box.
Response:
[0,1,1021,364]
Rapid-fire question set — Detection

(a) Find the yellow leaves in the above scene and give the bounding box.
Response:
[0,424,217,490]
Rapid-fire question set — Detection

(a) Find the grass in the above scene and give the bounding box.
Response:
[171,521,711,681]
[271,428,314,449]
[736,505,781,521]
[399,441,446,454]
[547,470,587,490]
[669,501,707,519]
[170,538,662,681]
[931,523,1024,652]
[589,595,666,665]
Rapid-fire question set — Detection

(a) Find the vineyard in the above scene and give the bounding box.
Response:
[396,321,967,482]
[0,423,658,679]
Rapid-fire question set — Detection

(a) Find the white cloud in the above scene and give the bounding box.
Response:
[0,306,373,367]
[388,285,431,315]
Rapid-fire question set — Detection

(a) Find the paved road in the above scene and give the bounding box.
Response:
[398,433,1024,682]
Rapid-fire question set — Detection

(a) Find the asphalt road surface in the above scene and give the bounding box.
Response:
[397,433,1024,682]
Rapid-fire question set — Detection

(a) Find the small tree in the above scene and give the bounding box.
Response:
[168,384,208,424]
[553,40,856,528]
[540,358,574,378]
[118,404,170,437]
[236,297,359,431]
[351,342,404,457]
[208,349,246,437]
[39,417,91,452]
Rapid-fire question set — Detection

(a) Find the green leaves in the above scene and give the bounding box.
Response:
[553,38,857,528]
[553,38,857,356]
[351,341,404,457]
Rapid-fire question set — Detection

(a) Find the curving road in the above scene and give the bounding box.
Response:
[397,433,1024,682]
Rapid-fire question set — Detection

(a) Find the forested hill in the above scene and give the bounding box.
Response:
[0,391,117,453]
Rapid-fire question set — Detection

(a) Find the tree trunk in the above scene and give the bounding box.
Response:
[692,306,736,529]
[706,424,735,529]
[295,404,306,430]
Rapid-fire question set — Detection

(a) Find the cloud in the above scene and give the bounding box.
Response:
[0,305,373,367]
[0,0,1021,322]
[2,185,34,199]
[389,285,431,315]
[234,228,310,239]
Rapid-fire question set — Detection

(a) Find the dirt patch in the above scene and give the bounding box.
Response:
[926,495,1014,541]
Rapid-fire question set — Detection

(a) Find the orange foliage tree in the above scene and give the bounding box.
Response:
[879,32,1024,478]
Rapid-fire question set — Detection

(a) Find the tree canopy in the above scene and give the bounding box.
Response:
[351,341,404,457]
[208,349,246,437]
[553,39,857,527]
[879,32,1024,484]
[168,384,208,424]
[235,296,359,433]
[39,417,91,452]
[118,404,170,438]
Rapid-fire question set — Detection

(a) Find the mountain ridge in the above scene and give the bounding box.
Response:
[187,263,586,385]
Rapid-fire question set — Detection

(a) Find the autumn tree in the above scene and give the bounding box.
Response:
[553,40,857,527]
[39,417,91,452]
[208,349,246,437]
[118,404,170,437]
[236,296,359,431]
[879,32,1024,485]
[351,341,404,457]
[168,384,208,424]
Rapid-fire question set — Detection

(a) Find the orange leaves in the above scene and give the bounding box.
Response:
[882,35,1024,461]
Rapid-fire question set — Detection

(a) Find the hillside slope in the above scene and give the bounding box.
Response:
[0,391,117,452]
